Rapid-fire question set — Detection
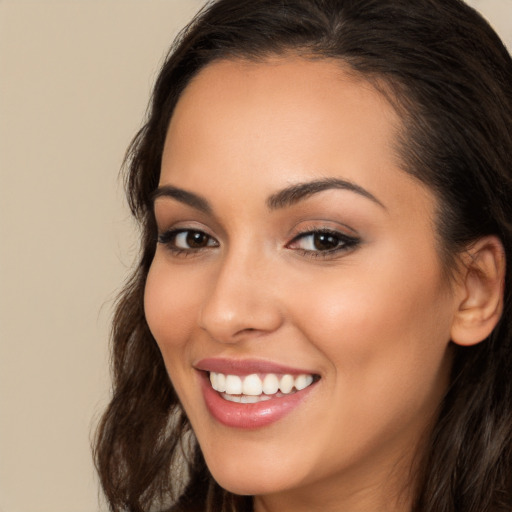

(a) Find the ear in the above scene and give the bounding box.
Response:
[450,236,506,346]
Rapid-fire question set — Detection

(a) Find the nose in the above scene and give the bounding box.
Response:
[198,247,284,343]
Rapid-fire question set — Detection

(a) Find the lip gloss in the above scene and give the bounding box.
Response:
[195,359,318,429]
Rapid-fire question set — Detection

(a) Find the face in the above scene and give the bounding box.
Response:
[145,58,459,510]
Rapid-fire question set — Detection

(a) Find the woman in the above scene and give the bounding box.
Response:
[94,0,512,511]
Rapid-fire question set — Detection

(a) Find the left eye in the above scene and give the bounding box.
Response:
[289,230,358,253]
[175,230,215,249]
[158,229,218,251]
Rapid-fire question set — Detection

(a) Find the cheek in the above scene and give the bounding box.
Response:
[290,252,454,414]
[289,268,453,472]
[144,256,200,359]
[143,256,211,418]
[299,244,451,351]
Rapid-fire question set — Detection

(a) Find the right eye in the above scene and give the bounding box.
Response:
[158,229,219,253]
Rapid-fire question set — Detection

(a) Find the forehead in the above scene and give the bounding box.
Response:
[161,57,432,219]
[166,57,400,157]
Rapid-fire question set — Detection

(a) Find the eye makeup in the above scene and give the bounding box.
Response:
[157,224,361,261]
[157,228,219,257]
[287,228,360,259]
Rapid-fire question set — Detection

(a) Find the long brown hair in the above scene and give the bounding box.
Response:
[94,1,512,511]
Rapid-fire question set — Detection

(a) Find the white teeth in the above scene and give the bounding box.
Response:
[216,372,226,392]
[240,394,271,403]
[279,374,294,394]
[242,374,263,396]
[223,394,242,403]
[222,393,272,403]
[209,371,316,398]
[225,374,242,394]
[295,374,313,391]
[262,374,279,395]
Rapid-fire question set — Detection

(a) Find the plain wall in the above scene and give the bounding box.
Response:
[0,3,205,512]
[0,1,510,511]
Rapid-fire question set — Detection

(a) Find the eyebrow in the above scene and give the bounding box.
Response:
[152,177,385,213]
[266,177,385,210]
[152,185,212,214]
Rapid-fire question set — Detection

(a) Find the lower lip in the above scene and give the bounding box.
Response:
[199,372,316,429]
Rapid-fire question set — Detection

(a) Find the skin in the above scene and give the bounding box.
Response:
[144,57,462,512]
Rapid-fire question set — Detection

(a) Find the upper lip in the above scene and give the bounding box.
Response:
[194,357,317,376]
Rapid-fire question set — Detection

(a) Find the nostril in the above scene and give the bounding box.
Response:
[197,273,284,343]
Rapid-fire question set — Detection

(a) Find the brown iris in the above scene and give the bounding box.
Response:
[185,230,211,248]
[313,233,341,251]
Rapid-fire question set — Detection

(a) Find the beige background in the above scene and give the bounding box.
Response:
[0,1,510,511]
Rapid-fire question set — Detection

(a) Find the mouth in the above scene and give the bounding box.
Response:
[195,358,320,429]
[209,371,317,403]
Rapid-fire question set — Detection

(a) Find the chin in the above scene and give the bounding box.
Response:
[203,450,304,497]
[210,471,288,497]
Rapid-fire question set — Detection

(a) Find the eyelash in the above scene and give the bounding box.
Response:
[288,229,360,259]
[157,229,219,257]
[157,228,360,259]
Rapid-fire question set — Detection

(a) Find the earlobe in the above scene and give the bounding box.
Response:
[450,236,506,347]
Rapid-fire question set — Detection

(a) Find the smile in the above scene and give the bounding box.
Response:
[196,359,320,429]
[210,372,315,403]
